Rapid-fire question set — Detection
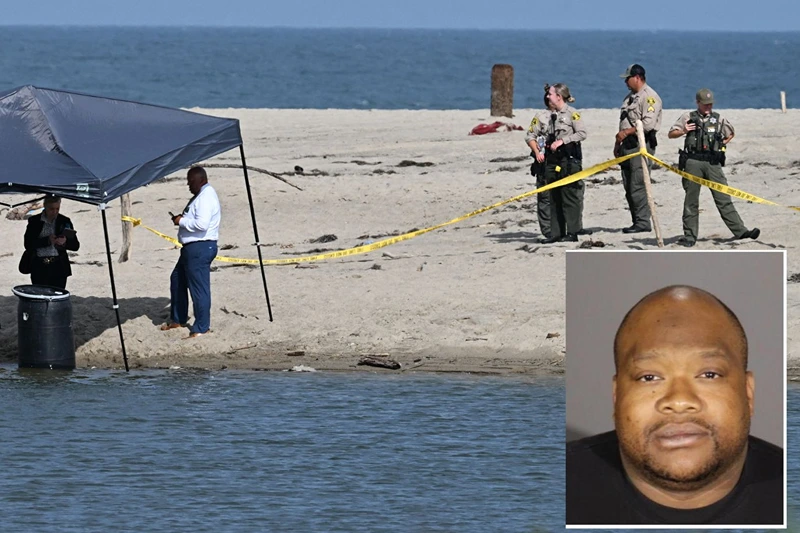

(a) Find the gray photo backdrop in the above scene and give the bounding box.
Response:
[565,250,785,447]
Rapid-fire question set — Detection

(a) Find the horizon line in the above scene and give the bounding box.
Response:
[0,24,799,33]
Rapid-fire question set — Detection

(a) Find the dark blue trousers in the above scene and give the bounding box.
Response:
[170,240,217,334]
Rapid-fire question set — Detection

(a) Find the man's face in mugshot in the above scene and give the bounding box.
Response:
[613,288,754,494]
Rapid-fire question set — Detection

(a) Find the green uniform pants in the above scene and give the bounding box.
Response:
[620,144,654,230]
[545,157,583,238]
[682,159,747,242]
[532,163,551,238]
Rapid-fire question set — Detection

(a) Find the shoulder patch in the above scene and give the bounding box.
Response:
[647,97,656,105]
[531,117,539,127]
[572,112,581,121]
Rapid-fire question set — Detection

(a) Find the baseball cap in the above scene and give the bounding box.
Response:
[620,64,646,79]
[696,88,714,104]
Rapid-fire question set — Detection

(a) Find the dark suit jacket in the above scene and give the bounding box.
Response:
[24,213,81,277]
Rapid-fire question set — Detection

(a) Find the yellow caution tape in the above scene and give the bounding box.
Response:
[643,152,799,211]
[502,152,638,202]
[122,216,182,247]
[124,148,795,266]
[121,151,639,265]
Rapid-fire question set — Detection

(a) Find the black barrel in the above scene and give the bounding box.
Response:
[12,285,75,370]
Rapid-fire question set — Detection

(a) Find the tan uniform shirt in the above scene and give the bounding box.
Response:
[619,83,662,133]
[669,111,735,138]
[525,108,552,144]
[552,104,587,145]
[529,104,587,145]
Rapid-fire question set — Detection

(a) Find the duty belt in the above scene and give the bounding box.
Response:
[545,152,568,163]
[621,130,658,150]
[545,141,583,162]
[679,149,726,170]
[684,151,721,162]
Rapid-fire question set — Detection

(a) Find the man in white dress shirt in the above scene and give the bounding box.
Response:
[160,166,221,338]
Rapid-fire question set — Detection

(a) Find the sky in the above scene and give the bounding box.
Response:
[3,0,799,31]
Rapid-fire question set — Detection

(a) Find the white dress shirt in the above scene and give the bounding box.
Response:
[178,183,220,244]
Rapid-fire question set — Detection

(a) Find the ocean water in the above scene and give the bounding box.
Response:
[0,367,797,532]
[0,27,797,110]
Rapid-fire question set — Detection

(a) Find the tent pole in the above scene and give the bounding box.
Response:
[100,207,130,371]
[239,144,273,321]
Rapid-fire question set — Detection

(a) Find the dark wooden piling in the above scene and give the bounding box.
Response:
[490,64,514,117]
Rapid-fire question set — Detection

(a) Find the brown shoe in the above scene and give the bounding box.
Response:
[160,323,186,331]
[183,332,207,340]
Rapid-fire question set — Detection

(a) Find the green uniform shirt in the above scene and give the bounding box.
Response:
[670,110,735,139]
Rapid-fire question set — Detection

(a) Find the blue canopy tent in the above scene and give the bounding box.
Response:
[0,85,273,370]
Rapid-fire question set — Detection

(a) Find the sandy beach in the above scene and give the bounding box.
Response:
[0,108,797,375]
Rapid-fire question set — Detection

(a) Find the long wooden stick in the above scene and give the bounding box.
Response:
[119,193,133,263]
[635,120,664,248]
[202,163,303,191]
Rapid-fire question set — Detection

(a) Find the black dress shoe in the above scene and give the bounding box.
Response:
[622,225,651,234]
[540,235,561,244]
[678,238,696,248]
[737,228,761,240]
[562,233,578,242]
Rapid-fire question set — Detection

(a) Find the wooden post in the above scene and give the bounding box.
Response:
[781,91,787,113]
[490,64,514,118]
[119,193,133,263]
[635,120,663,248]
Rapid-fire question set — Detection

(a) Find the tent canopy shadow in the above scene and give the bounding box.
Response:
[0,294,170,362]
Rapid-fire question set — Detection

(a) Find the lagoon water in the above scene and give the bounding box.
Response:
[0,366,797,532]
[0,367,558,532]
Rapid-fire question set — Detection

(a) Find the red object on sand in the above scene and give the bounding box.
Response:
[469,121,524,135]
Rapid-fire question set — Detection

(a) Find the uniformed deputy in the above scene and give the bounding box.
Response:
[537,83,587,243]
[667,89,760,247]
[614,64,662,234]
[525,88,555,239]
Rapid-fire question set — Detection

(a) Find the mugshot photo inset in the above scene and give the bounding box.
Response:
[565,250,786,528]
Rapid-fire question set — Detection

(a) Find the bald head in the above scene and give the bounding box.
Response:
[612,285,756,507]
[613,285,748,371]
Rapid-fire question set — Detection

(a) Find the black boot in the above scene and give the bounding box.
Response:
[736,228,761,240]
[622,225,651,234]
